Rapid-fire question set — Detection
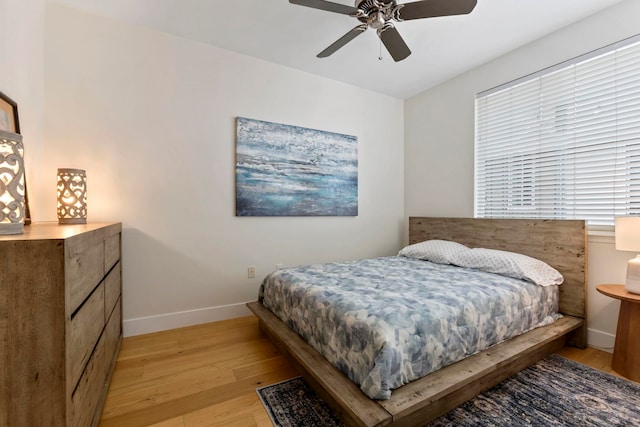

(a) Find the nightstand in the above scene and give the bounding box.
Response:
[596,284,640,382]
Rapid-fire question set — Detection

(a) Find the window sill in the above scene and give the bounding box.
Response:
[588,227,614,244]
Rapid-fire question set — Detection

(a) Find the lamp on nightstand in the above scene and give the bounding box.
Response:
[0,130,25,235]
[615,216,640,294]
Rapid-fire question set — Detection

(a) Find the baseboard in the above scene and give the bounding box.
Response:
[123,301,253,337]
[587,327,615,353]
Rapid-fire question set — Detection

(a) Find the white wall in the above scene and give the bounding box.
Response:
[405,0,640,350]
[0,0,46,217]
[44,4,405,336]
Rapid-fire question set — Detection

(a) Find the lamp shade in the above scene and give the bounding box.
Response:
[57,168,87,224]
[0,130,25,235]
[615,216,640,294]
[615,217,640,252]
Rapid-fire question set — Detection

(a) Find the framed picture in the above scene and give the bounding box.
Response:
[236,117,358,217]
[0,91,20,133]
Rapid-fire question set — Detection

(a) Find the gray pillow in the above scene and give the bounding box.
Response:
[398,240,469,264]
[450,248,564,286]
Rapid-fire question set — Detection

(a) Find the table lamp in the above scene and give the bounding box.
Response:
[57,168,87,224]
[615,216,640,294]
[0,130,25,235]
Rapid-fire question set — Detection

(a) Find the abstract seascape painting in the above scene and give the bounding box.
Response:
[236,117,358,216]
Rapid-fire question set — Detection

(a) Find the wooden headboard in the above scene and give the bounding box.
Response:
[409,217,587,321]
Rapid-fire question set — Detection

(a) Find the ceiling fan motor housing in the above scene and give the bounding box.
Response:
[355,0,397,9]
[355,0,399,27]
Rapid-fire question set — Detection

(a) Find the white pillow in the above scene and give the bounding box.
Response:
[398,240,469,264]
[449,248,564,287]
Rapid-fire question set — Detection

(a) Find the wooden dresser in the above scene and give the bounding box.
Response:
[0,222,123,426]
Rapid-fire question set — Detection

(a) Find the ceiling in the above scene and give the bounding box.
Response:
[49,0,625,99]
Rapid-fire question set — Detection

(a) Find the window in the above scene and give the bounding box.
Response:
[475,35,640,228]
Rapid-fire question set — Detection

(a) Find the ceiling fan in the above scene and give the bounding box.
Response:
[290,0,477,62]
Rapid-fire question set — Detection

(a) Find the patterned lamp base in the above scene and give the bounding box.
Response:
[0,130,25,235]
[57,168,87,224]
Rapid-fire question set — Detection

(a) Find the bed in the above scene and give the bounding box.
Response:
[247,217,586,426]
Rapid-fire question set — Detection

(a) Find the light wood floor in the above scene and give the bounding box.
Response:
[100,316,619,427]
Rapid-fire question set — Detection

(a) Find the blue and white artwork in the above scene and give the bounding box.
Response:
[236,117,358,216]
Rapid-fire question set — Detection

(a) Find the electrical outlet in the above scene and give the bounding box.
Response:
[247,266,255,279]
[276,263,284,270]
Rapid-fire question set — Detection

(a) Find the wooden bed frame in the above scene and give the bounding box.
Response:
[247,217,587,427]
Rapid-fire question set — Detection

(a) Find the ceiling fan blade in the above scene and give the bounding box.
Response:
[317,24,367,58]
[289,0,358,15]
[378,25,411,62]
[396,0,477,21]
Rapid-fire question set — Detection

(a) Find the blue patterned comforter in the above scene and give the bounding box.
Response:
[259,256,561,400]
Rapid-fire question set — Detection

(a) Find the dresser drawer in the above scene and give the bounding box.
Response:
[70,297,121,427]
[105,298,122,360]
[70,328,109,427]
[104,263,121,322]
[104,233,120,272]
[67,240,105,313]
[68,283,105,391]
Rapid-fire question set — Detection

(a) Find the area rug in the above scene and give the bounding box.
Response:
[257,354,640,427]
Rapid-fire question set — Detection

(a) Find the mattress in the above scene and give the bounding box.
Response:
[259,256,561,400]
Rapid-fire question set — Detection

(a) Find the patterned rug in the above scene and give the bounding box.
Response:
[257,354,640,427]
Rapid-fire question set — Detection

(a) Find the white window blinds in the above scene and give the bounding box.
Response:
[475,35,640,227]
